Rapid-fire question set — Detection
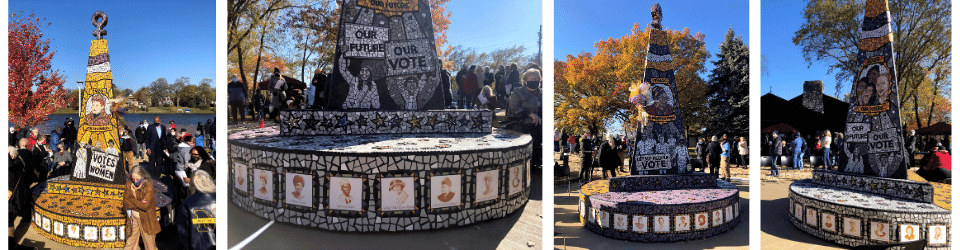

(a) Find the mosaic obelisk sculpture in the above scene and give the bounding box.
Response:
[327,0,445,110]
[629,4,689,175]
[72,11,125,184]
[840,0,908,179]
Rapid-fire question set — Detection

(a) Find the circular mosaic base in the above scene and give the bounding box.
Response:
[32,193,126,248]
[30,178,169,248]
[789,179,951,249]
[578,179,741,242]
[229,127,533,232]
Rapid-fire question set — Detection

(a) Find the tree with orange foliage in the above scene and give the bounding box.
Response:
[555,23,709,136]
[9,12,73,127]
[430,0,452,66]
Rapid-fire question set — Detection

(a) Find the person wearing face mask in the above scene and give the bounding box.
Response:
[144,117,168,178]
[175,135,194,194]
[228,75,246,123]
[122,166,161,250]
[507,68,543,131]
[176,170,216,250]
[508,67,543,170]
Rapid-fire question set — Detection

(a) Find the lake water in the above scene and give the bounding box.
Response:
[10,113,217,135]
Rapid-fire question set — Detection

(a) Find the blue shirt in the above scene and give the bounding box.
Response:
[720,141,730,157]
[793,137,805,153]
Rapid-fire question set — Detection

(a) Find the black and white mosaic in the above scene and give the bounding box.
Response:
[840,0,909,179]
[608,172,717,192]
[329,0,445,110]
[579,178,740,242]
[628,5,689,176]
[276,109,492,135]
[811,170,934,203]
[790,179,950,249]
[229,129,533,232]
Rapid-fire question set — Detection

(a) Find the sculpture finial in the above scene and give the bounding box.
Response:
[650,4,663,30]
[92,11,108,39]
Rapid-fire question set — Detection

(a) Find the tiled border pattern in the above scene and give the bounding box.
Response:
[229,136,532,232]
[608,173,717,192]
[31,193,127,248]
[579,180,740,242]
[812,170,933,203]
[279,109,492,135]
[790,179,950,249]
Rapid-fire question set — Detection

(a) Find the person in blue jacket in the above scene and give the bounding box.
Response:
[792,131,806,170]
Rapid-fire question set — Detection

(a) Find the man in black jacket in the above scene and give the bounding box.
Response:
[203,119,213,150]
[61,118,77,153]
[507,63,521,94]
[227,75,246,123]
[707,136,721,178]
[905,130,917,168]
[146,117,169,178]
[311,69,326,108]
[440,66,453,108]
[177,170,216,250]
[135,121,147,160]
[769,131,783,177]
[17,139,39,186]
[31,137,50,181]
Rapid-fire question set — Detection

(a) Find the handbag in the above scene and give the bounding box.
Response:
[125,214,133,238]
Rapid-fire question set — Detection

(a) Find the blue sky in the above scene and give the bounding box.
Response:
[445,0,542,58]
[555,0,748,135]
[555,0,749,79]
[761,0,844,100]
[9,0,216,91]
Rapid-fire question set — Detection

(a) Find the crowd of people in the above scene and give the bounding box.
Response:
[226,63,543,171]
[763,130,842,177]
[9,116,217,250]
[554,128,630,183]
[761,129,950,183]
[226,63,541,122]
[555,128,747,183]
[695,135,749,181]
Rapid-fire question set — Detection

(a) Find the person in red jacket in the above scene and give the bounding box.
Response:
[917,144,951,183]
[464,65,480,109]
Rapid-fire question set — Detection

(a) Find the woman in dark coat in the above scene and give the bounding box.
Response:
[9,146,31,230]
[707,136,722,178]
[598,134,623,179]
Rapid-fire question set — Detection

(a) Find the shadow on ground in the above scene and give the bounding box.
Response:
[759,179,844,249]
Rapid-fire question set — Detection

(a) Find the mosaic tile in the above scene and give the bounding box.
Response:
[627,4,688,176]
[839,0,908,179]
[579,178,740,242]
[790,179,951,248]
[229,130,532,232]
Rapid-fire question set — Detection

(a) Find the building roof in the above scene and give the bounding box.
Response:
[761,92,849,135]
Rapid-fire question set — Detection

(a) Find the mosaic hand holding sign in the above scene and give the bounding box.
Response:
[328,0,444,110]
[840,0,908,179]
